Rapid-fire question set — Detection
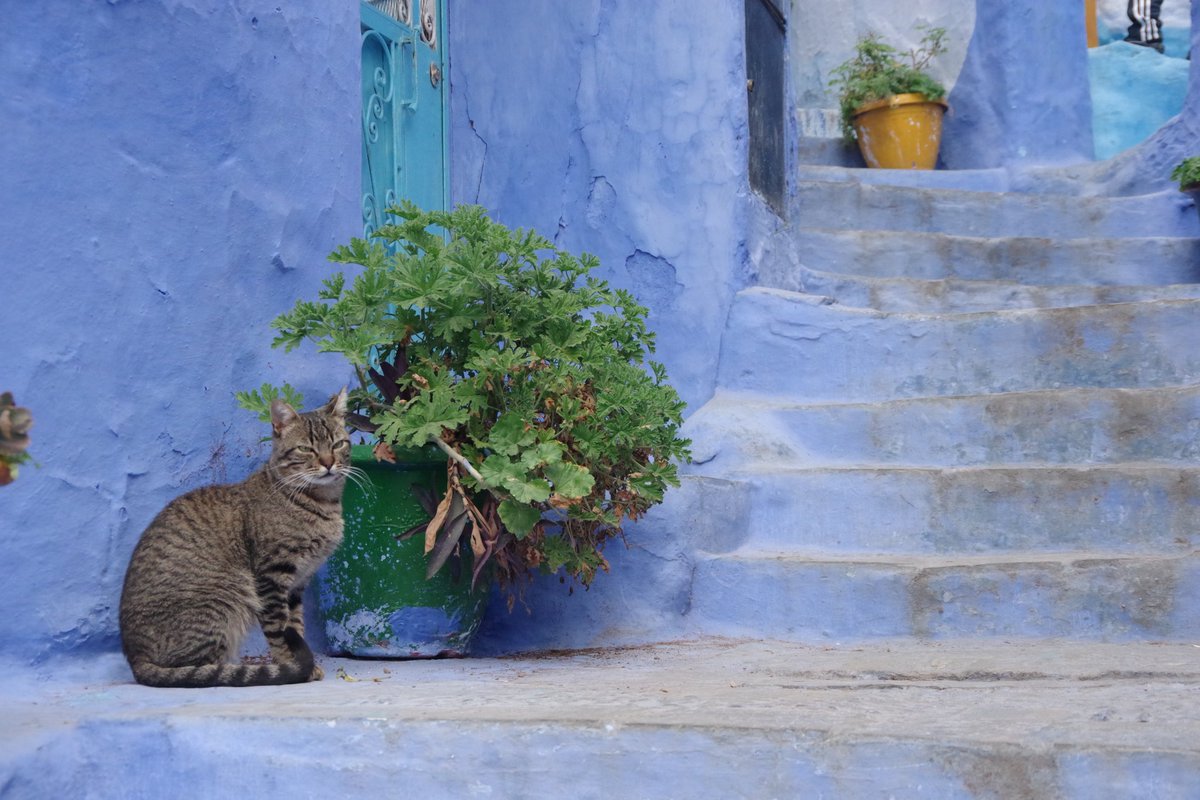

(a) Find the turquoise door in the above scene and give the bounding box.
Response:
[360,0,448,236]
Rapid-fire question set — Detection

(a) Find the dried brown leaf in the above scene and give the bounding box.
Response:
[372,441,397,463]
[425,488,453,554]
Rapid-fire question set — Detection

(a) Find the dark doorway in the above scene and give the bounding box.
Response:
[745,0,786,214]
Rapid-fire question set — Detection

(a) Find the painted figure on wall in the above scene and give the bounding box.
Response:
[1126,0,1166,52]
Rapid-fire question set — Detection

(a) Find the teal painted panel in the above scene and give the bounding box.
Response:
[361,0,447,237]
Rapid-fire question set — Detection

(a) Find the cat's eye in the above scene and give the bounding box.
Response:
[293,446,316,456]
[334,440,350,451]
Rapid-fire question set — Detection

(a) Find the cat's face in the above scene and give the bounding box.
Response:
[269,390,351,488]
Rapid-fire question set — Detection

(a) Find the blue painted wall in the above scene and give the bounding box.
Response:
[943,3,1095,168]
[1,0,1197,664]
[0,1,361,662]
[447,0,749,415]
[1090,42,1190,161]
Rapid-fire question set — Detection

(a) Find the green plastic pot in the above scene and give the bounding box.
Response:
[316,445,489,658]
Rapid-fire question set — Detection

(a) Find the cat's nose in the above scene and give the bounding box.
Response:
[319,455,334,470]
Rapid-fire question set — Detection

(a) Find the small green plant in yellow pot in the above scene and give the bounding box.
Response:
[829,25,949,169]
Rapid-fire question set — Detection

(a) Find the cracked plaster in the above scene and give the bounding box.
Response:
[1,0,361,662]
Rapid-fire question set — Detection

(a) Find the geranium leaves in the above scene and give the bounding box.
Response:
[251,201,692,592]
[544,461,594,499]
[479,455,552,504]
[374,391,467,449]
[497,500,541,539]
[485,412,537,456]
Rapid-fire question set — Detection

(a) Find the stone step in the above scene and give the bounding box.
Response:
[770,228,1200,286]
[795,163,1012,192]
[5,642,1200,798]
[685,387,1200,469]
[720,287,1200,402]
[775,265,1200,314]
[793,179,1199,238]
[666,466,1200,556]
[690,549,1200,641]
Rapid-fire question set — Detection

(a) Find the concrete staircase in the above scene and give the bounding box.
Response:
[683,167,1200,644]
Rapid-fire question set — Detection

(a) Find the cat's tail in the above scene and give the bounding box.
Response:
[129,656,318,688]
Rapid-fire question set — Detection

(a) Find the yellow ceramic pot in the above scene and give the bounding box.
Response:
[852,93,948,170]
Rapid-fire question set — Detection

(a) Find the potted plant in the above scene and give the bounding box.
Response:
[0,393,33,487]
[1171,157,1200,222]
[829,25,949,170]
[239,203,691,657]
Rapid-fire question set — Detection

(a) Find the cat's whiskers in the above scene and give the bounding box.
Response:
[272,469,320,502]
[341,465,374,498]
[272,463,355,503]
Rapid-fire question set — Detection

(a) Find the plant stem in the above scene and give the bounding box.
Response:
[429,436,491,489]
[354,364,371,392]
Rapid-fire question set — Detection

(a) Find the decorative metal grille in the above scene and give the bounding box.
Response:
[365,0,410,25]
[420,5,436,48]
[361,27,401,238]
[360,0,446,237]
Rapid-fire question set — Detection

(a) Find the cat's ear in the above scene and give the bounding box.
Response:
[323,387,348,417]
[270,398,300,437]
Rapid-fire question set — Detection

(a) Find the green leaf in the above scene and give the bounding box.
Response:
[498,500,541,539]
[545,461,595,500]
[318,273,346,300]
[506,477,552,504]
[254,201,694,594]
[235,382,305,423]
[478,454,525,487]
[374,393,468,448]
[486,412,536,456]
[478,455,552,503]
[519,440,564,470]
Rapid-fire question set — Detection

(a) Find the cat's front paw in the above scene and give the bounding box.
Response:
[309,663,325,681]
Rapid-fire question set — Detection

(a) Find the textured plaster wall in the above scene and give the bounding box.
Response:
[788,0,1096,169]
[457,1,1200,653]
[1090,42,1190,161]
[800,0,1196,175]
[447,0,748,416]
[942,3,1095,168]
[0,1,360,662]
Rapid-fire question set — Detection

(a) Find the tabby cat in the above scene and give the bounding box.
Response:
[119,390,351,687]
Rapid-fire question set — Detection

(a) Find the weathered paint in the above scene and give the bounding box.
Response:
[0,0,362,661]
[2,3,1200,796]
[851,96,947,170]
[0,0,1198,666]
[448,0,748,415]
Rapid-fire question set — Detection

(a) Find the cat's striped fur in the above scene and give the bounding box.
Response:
[119,390,351,688]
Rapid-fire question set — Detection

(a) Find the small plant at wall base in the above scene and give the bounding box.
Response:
[1171,157,1200,190]
[829,25,949,170]
[1172,157,1200,224]
[239,203,691,603]
[0,393,33,486]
